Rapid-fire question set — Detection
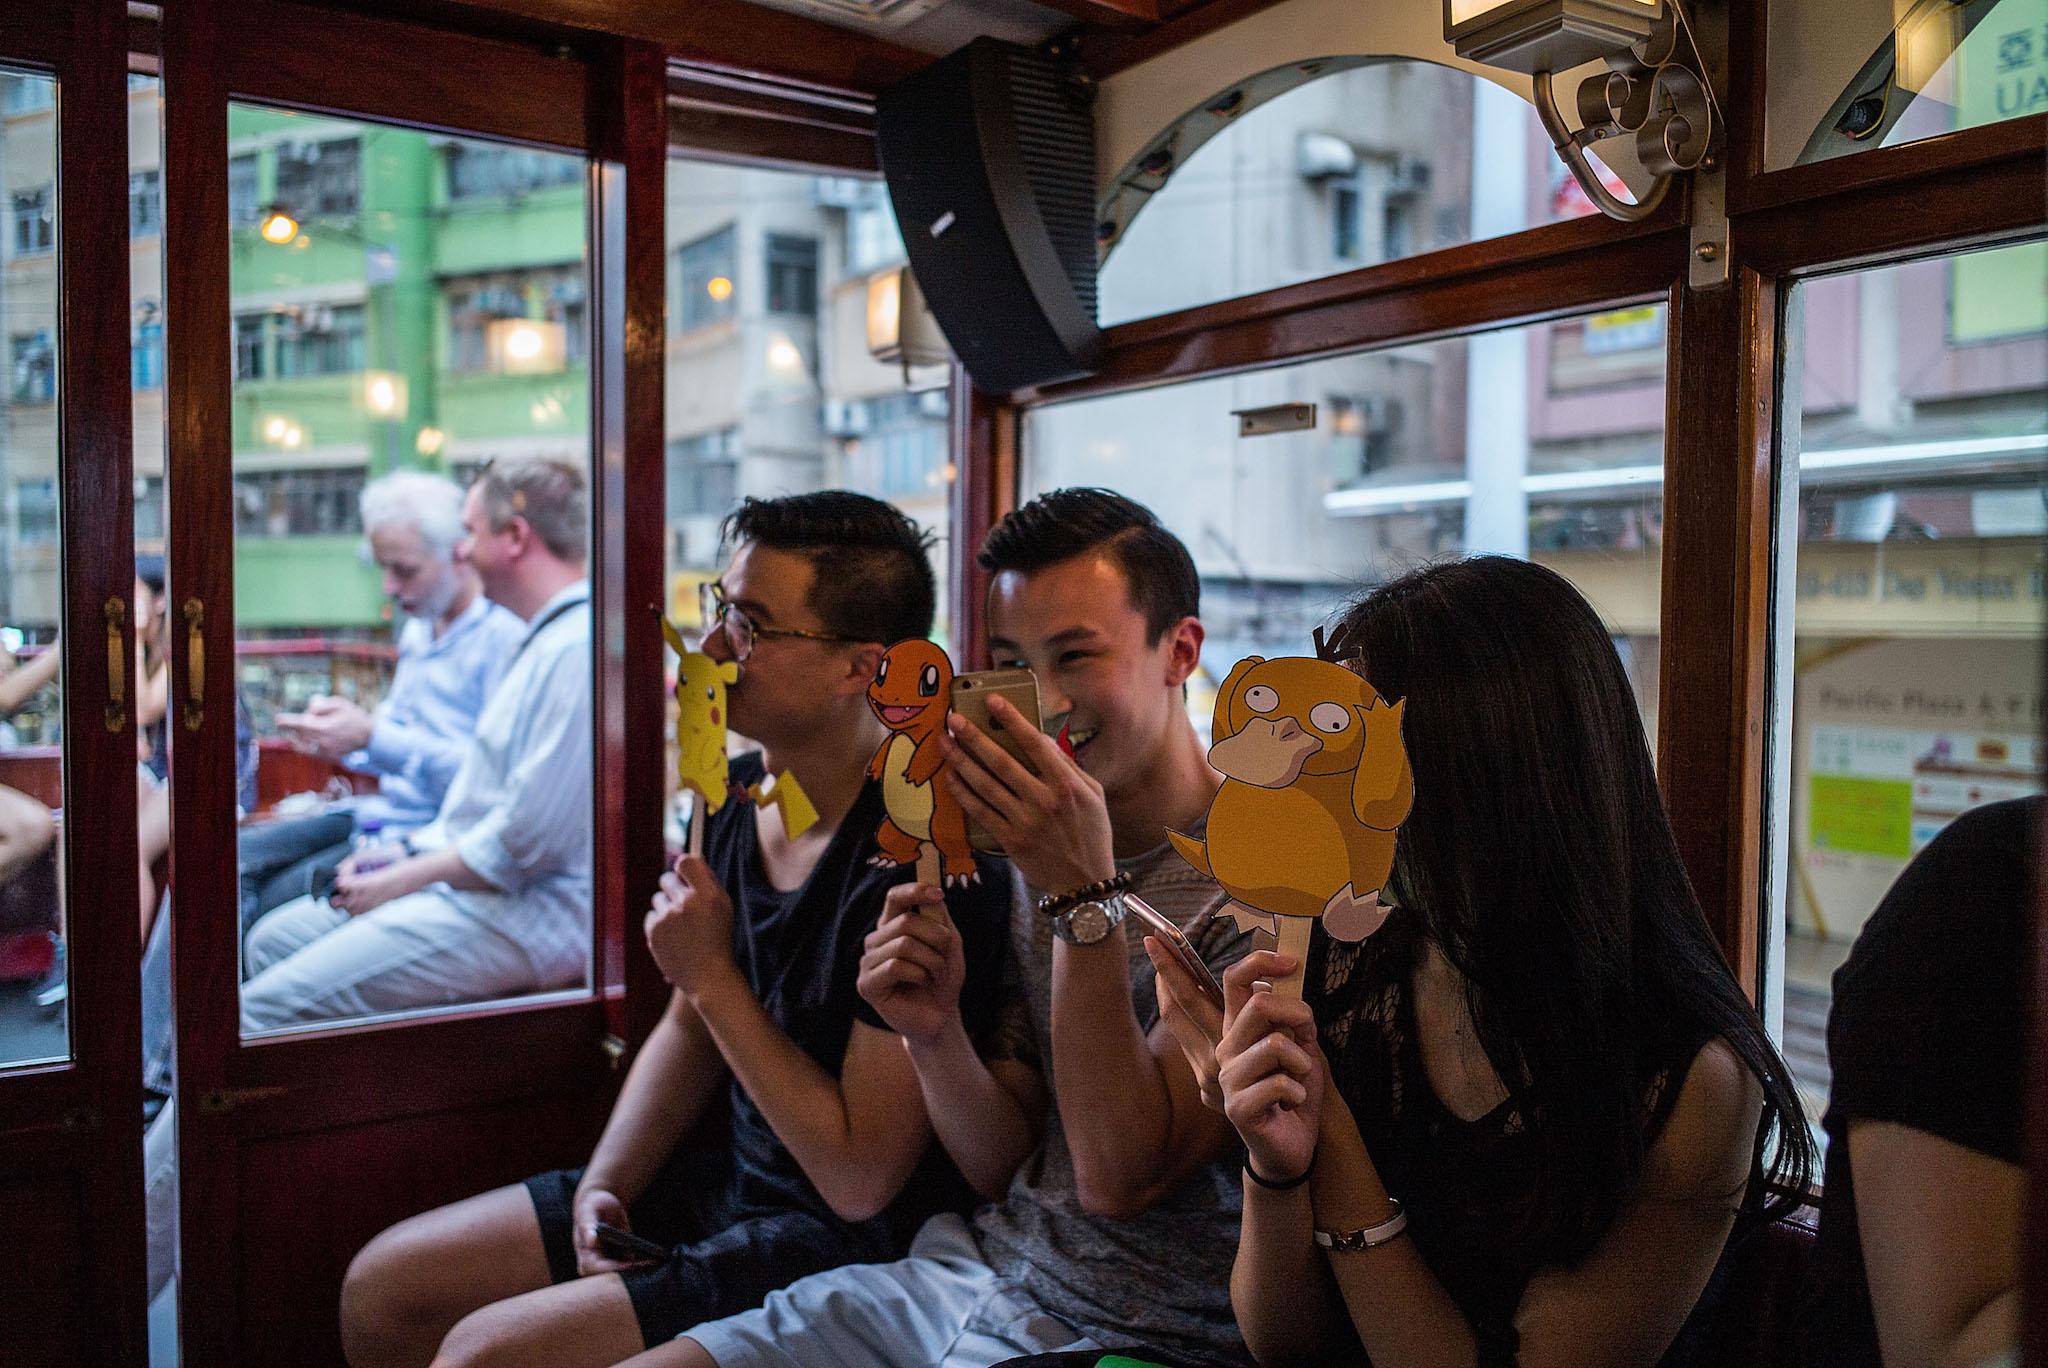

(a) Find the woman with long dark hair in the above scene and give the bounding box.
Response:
[1152,556,1814,1367]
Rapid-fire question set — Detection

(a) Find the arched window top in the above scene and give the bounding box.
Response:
[1096,58,1633,327]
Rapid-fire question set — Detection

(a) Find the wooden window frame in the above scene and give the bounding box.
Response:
[0,4,146,1364]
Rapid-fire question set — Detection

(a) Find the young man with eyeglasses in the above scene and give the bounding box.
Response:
[339,491,1013,1368]
[635,488,1252,1368]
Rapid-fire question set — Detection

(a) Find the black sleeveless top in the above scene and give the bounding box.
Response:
[1304,918,1730,1366]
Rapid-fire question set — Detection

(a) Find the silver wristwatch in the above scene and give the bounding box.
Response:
[1052,893,1128,946]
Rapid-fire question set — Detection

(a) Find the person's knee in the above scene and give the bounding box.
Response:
[427,1300,528,1368]
[340,1219,458,1367]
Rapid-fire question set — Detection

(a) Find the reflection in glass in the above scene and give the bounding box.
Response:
[0,70,68,1071]
[1771,241,2047,1138]
[1767,0,2048,169]
[1023,310,1668,745]
[223,107,595,1039]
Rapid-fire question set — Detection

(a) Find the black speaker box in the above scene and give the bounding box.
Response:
[876,38,1103,395]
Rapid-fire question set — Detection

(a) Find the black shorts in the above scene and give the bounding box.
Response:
[525,1157,893,1348]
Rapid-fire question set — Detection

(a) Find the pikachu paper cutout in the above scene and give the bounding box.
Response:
[662,617,817,843]
[865,639,977,886]
[1168,634,1413,998]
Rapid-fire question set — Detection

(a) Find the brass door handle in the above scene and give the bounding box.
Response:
[182,597,205,732]
[103,597,126,733]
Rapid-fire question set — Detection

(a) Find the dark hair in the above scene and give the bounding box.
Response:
[134,554,166,596]
[723,491,936,646]
[977,488,1198,644]
[1329,556,1814,1259]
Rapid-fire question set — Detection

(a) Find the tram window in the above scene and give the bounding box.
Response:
[1022,307,1668,746]
[1098,63,1633,328]
[1769,240,2047,1145]
[226,107,595,1037]
[1767,0,2048,169]
[662,156,955,840]
[0,69,67,1070]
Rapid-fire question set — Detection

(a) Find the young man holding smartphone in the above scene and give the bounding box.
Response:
[640,488,1254,1368]
[337,492,1011,1368]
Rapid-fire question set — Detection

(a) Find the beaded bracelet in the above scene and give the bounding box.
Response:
[1035,869,1134,918]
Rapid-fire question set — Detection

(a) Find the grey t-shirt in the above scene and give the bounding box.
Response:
[971,832,1255,1367]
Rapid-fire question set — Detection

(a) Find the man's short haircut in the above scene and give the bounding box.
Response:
[976,487,1199,643]
[472,458,587,565]
[361,469,466,559]
[721,491,936,645]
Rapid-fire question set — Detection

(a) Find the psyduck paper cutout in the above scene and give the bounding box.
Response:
[866,638,977,885]
[1168,635,1412,994]
[662,617,818,842]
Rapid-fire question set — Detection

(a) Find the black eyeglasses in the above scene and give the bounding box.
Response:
[698,581,861,663]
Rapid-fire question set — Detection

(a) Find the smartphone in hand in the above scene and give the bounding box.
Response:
[593,1221,668,1265]
[949,668,1045,853]
[1126,893,1225,1012]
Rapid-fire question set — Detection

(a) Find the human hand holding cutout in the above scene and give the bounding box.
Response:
[856,881,965,1045]
[1216,952,1325,1184]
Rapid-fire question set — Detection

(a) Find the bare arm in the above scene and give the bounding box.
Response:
[1222,953,1762,1368]
[1050,934,1243,1217]
[0,646,60,717]
[652,856,939,1224]
[571,989,729,1275]
[905,1022,1045,1201]
[858,880,1045,1200]
[692,983,937,1223]
[584,989,729,1203]
[1852,1121,2021,1368]
[943,704,1237,1217]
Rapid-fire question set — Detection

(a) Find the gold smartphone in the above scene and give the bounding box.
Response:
[949,668,1044,853]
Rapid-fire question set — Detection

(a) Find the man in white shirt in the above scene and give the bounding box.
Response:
[239,458,593,1029]
[236,469,525,930]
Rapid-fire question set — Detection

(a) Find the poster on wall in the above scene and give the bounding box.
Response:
[1794,636,2043,942]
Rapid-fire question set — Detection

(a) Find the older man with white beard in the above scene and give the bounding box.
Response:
[236,469,525,931]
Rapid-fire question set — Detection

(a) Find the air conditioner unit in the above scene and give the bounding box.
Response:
[823,399,870,436]
[814,176,869,209]
[1387,158,1432,195]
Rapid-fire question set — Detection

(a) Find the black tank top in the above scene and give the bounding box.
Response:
[1305,919,1728,1366]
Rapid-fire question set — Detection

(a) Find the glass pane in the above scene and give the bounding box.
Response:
[1766,0,2048,170]
[1099,63,1627,327]
[0,69,67,1069]
[229,108,594,1038]
[1021,307,1668,744]
[663,157,956,842]
[1770,241,2047,1143]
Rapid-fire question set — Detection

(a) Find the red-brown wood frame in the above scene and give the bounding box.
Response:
[156,4,667,1361]
[0,4,147,1365]
[26,0,2048,1357]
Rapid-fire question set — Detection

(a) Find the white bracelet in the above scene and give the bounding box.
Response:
[1313,1197,1407,1252]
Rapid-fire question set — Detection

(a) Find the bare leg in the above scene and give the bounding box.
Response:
[613,1340,718,1368]
[427,1274,643,1368]
[137,780,170,936]
[0,783,54,886]
[340,1185,555,1368]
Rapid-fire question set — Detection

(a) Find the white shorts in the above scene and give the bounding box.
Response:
[686,1212,1106,1368]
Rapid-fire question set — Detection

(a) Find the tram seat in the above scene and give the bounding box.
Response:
[0,745,62,809]
[1696,1196,1822,1367]
[252,737,379,813]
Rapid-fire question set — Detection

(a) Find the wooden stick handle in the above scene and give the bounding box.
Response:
[1269,916,1314,1000]
[686,789,706,859]
[915,842,942,887]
